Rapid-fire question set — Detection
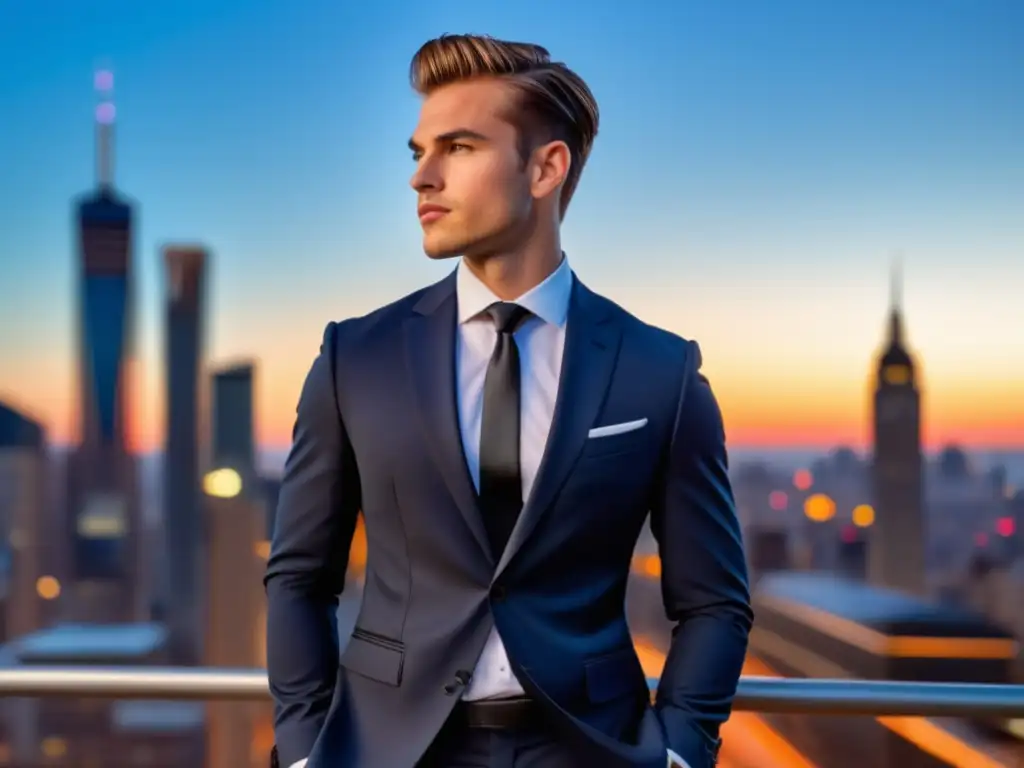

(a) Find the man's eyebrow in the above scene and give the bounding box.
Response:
[408,129,490,151]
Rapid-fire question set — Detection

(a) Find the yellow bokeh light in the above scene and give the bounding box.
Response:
[254,540,271,560]
[36,575,61,601]
[203,468,243,499]
[803,493,836,523]
[852,504,875,528]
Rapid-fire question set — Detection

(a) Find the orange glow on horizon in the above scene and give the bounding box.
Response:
[35,404,1024,453]
[9,360,1023,453]
[124,355,148,455]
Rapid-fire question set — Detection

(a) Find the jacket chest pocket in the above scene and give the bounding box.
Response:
[577,429,648,462]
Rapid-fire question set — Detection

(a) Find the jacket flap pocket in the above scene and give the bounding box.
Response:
[584,647,643,703]
[340,630,404,686]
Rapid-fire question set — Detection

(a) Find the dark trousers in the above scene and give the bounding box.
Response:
[418,711,582,768]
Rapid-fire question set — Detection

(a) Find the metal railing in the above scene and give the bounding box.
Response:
[0,667,1022,718]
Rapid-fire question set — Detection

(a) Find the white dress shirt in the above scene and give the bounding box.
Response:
[456,255,572,701]
[290,257,686,767]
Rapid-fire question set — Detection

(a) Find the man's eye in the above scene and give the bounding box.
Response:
[449,143,471,153]
[411,151,423,161]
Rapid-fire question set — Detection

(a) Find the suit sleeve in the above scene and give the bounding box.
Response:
[264,321,362,768]
[649,341,753,768]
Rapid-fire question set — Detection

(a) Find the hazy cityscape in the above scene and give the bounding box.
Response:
[1,3,1023,766]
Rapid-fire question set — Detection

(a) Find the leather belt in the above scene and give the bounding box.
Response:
[452,697,542,730]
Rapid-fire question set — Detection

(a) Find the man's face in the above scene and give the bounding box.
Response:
[409,79,533,260]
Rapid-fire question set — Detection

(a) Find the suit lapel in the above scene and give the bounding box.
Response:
[404,273,493,564]
[495,278,622,578]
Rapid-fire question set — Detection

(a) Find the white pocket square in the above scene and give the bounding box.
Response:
[587,418,648,439]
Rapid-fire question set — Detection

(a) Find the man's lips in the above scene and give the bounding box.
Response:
[418,204,449,223]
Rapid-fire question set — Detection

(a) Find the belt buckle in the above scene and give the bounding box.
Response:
[466,697,532,730]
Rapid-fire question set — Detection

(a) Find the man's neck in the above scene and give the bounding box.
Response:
[462,244,563,301]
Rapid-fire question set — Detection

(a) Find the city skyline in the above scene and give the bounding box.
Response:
[1,0,1022,451]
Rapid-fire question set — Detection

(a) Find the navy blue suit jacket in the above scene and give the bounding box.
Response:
[265,271,752,768]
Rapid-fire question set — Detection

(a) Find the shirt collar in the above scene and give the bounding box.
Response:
[456,254,572,327]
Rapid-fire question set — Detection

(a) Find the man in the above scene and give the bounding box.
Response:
[266,34,752,768]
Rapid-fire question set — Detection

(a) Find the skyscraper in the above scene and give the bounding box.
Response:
[64,69,141,622]
[163,245,209,663]
[211,362,256,479]
[869,264,926,596]
[0,401,48,641]
[206,365,263,765]
[203,471,264,768]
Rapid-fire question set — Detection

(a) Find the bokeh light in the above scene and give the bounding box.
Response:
[203,468,243,498]
[793,469,813,491]
[803,493,836,522]
[995,516,1015,538]
[852,504,875,528]
[36,575,61,600]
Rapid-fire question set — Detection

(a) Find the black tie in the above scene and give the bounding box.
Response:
[478,302,532,559]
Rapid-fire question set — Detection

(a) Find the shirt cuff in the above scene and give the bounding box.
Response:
[288,760,308,768]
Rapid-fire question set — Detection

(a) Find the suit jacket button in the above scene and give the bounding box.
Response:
[443,682,459,695]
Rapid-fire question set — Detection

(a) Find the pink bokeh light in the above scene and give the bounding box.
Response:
[95,70,114,91]
[995,516,1015,538]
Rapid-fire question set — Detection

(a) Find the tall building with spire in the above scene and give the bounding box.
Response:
[64,69,142,622]
[869,263,926,596]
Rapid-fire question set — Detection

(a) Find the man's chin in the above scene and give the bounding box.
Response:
[422,238,464,260]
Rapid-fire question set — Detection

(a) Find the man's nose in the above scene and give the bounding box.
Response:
[410,157,443,192]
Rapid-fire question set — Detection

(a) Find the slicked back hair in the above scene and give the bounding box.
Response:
[410,34,599,218]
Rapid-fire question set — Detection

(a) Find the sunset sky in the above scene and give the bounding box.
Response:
[1,0,1021,451]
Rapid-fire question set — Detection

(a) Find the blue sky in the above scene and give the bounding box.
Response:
[1,0,1021,448]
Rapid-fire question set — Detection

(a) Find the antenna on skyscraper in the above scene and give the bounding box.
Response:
[94,66,116,189]
[888,251,905,345]
[890,252,903,312]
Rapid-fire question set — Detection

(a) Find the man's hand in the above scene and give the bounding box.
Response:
[667,748,690,767]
